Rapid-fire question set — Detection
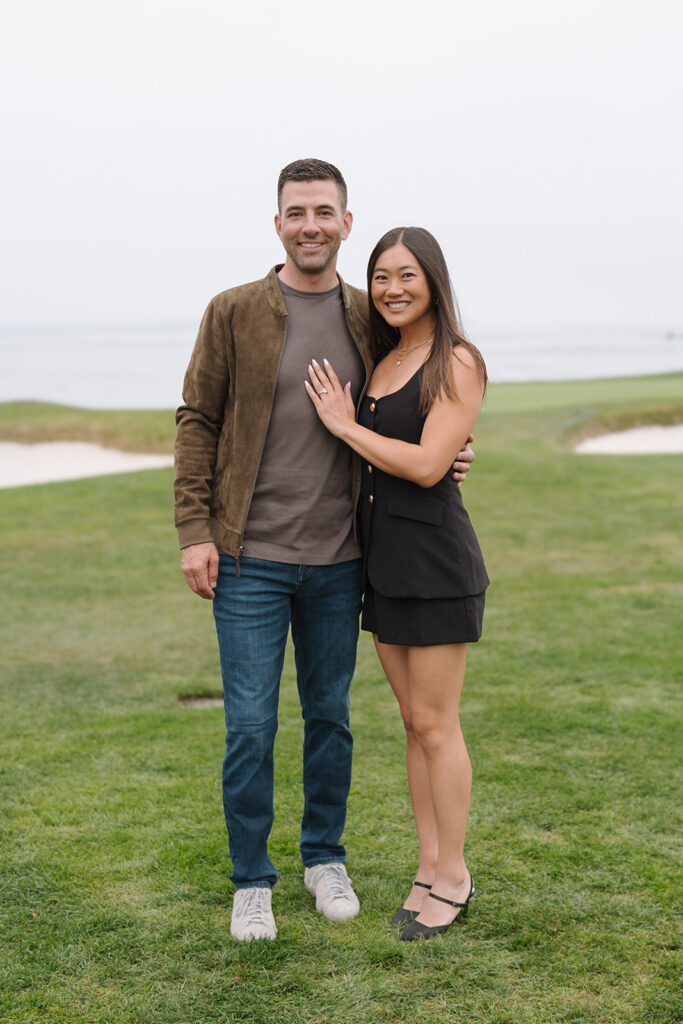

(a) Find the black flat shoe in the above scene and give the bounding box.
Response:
[399,876,475,941]
[390,880,432,927]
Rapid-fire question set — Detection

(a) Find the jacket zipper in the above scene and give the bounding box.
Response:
[349,307,373,543]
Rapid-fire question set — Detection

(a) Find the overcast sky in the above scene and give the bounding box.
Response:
[2,0,682,332]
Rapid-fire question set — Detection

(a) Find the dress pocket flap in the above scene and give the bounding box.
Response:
[388,491,444,526]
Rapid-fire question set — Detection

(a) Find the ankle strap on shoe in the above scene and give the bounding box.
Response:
[412,880,432,890]
[428,878,474,909]
[429,891,467,908]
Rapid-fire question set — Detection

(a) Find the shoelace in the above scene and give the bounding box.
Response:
[317,864,352,900]
[239,889,270,924]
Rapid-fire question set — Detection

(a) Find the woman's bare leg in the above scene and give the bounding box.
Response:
[375,637,437,914]
[406,642,472,927]
[377,638,473,927]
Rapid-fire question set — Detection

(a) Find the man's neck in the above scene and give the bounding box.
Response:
[277,259,340,293]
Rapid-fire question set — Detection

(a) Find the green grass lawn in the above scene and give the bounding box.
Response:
[1,375,681,1024]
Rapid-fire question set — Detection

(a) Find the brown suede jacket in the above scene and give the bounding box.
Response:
[174,266,373,561]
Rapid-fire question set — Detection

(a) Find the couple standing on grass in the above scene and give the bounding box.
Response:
[174,158,488,943]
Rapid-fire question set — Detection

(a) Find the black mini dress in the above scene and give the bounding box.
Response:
[358,367,488,647]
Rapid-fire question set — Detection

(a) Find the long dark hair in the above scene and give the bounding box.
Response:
[367,227,487,415]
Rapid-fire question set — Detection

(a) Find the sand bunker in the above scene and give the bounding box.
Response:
[575,424,683,454]
[1,426,681,490]
[0,441,173,488]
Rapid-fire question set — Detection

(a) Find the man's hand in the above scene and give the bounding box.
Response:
[181,542,220,599]
[452,434,475,487]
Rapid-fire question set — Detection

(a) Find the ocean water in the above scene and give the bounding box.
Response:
[0,322,681,410]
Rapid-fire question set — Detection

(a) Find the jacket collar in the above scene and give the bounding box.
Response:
[263,266,288,318]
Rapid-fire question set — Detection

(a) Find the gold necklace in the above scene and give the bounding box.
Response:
[394,337,433,366]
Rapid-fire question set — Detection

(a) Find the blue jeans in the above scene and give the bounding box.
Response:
[212,555,362,890]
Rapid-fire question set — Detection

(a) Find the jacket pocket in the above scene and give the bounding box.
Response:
[388,491,444,526]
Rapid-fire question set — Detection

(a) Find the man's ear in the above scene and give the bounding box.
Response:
[341,210,353,241]
[274,212,282,239]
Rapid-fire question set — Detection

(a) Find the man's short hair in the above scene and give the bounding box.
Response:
[277,158,348,212]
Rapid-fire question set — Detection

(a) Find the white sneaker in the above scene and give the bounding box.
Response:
[230,887,277,941]
[304,862,360,921]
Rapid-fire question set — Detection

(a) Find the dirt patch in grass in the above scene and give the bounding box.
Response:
[177,692,223,709]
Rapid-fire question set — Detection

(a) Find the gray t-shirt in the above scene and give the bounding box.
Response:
[241,277,364,564]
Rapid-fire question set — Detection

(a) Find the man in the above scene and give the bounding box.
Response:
[174,159,473,941]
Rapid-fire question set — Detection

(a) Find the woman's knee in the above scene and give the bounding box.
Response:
[403,710,441,748]
[398,701,417,737]
[410,711,455,752]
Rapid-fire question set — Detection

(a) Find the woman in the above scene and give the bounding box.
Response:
[304,227,488,941]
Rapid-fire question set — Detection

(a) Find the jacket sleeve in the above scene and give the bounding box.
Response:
[173,297,230,549]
